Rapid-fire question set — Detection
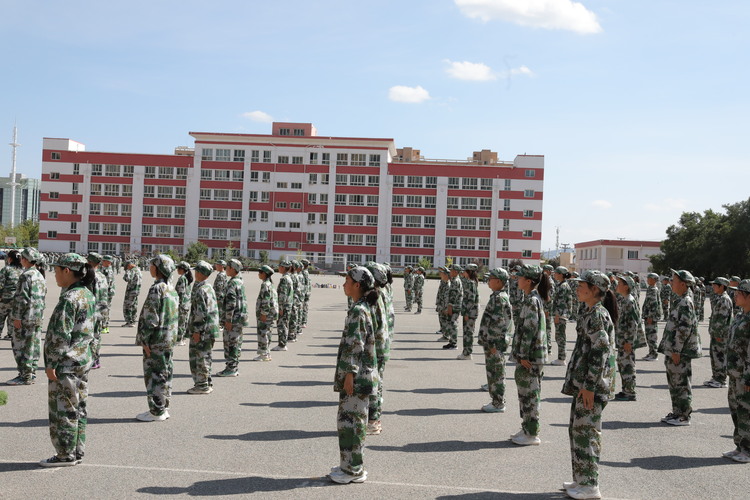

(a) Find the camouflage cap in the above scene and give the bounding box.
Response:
[710,277,730,287]
[102,255,113,262]
[292,260,302,269]
[616,274,636,291]
[450,264,463,272]
[259,265,274,276]
[555,266,569,275]
[417,266,425,273]
[729,279,750,293]
[21,247,42,263]
[670,269,695,284]
[646,272,659,280]
[300,259,310,266]
[571,271,580,278]
[52,253,87,272]
[488,267,509,283]
[194,260,213,277]
[542,264,554,271]
[176,261,191,271]
[514,264,542,280]
[216,260,227,267]
[348,266,374,289]
[730,276,742,283]
[465,263,479,272]
[404,265,413,271]
[573,270,611,293]
[438,266,449,274]
[346,262,357,270]
[365,262,388,287]
[227,259,243,272]
[151,254,176,278]
[279,260,292,268]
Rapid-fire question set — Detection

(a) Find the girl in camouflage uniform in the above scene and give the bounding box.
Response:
[704,277,733,388]
[86,253,109,370]
[273,261,293,351]
[328,266,378,484]
[412,267,424,314]
[365,262,391,436]
[187,261,220,394]
[0,250,22,341]
[614,275,643,402]
[479,268,514,412]
[39,253,96,467]
[218,259,248,376]
[724,279,750,463]
[458,264,479,360]
[254,265,278,361]
[552,266,574,365]
[562,270,617,500]
[175,262,194,346]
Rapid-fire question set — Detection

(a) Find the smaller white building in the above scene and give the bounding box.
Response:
[574,239,662,280]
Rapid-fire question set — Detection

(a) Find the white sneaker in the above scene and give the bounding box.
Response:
[481,402,506,413]
[563,481,577,490]
[366,420,382,435]
[480,383,489,392]
[328,468,367,483]
[456,353,472,360]
[187,385,213,394]
[510,428,525,439]
[723,449,741,458]
[732,451,750,463]
[665,416,691,426]
[660,412,676,423]
[565,485,601,499]
[136,410,169,422]
[551,359,566,366]
[253,354,272,361]
[703,379,727,388]
[511,432,540,446]
[271,345,288,351]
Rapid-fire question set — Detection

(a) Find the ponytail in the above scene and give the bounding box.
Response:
[363,288,379,306]
[74,263,97,289]
[35,262,46,278]
[536,275,551,302]
[602,289,619,324]
[185,268,194,285]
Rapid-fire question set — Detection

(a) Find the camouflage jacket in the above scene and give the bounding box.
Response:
[641,285,662,321]
[709,291,733,340]
[136,279,179,351]
[551,280,573,319]
[89,270,110,323]
[403,272,414,291]
[435,280,449,310]
[412,273,424,292]
[189,280,220,340]
[660,283,672,304]
[726,311,750,385]
[461,278,479,318]
[616,293,644,348]
[384,283,395,335]
[277,273,294,309]
[334,298,378,395]
[224,275,248,325]
[102,266,115,302]
[256,278,279,320]
[478,290,514,351]
[658,291,701,358]
[175,274,192,312]
[44,281,95,372]
[511,290,547,365]
[12,267,47,327]
[302,269,311,299]
[292,272,304,302]
[371,289,391,360]
[562,301,616,401]
[213,271,228,305]
[123,267,142,296]
[447,276,463,312]
[543,275,556,312]
[0,265,22,302]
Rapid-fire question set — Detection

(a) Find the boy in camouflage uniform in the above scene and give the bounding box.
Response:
[412,266,424,313]
[551,266,574,365]
[7,248,48,385]
[0,250,22,341]
[704,277,734,388]
[724,279,750,463]
[273,260,293,351]
[187,261,220,394]
[614,275,644,401]
[435,268,449,338]
[122,260,142,327]
[479,268,514,412]
[217,259,248,376]
[86,253,109,370]
[403,266,414,311]
[660,276,672,318]
[100,256,116,334]
[39,253,96,467]
[288,260,303,341]
[301,259,311,327]
[458,264,479,360]
[254,265,278,361]
[641,273,663,361]
[542,264,556,356]
[213,260,228,319]
[136,255,179,421]
[658,269,701,426]
[442,265,463,350]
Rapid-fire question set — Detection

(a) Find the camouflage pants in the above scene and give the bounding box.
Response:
[177,306,190,341]
[661,300,670,320]
[569,397,606,487]
[288,301,300,340]
[142,349,173,416]
[544,310,553,354]
[404,289,413,310]
[645,322,659,356]
[696,300,704,321]
[515,364,544,436]
[92,318,103,365]
[223,324,244,372]
[461,316,476,356]
[337,392,368,476]
[101,303,111,331]
[12,325,41,380]
[413,289,423,311]
[256,319,274,355]
[555,320,568,360]
[0,301,14,336]
[664,355,692,419]
[189,337,214,388]
[302,297,310,326]
[484,347,507,407]
[123,292,139,324]
[617,347,637,396]
[48,371,88,460]
[728,376,750,453]
[709,335,727,383]
[445,313,460,344]
[368,356,386,422]
[277,309,290,347]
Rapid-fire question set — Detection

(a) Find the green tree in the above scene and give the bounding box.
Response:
[418,257,432,270]
[184,241,208,263]
[259,250,269,264]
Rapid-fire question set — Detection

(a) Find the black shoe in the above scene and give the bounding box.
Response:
[614,392,636,402]
[442,343,457,350]
[39,456,77,467]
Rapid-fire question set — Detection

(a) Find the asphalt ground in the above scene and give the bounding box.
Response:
[1,272,748,499]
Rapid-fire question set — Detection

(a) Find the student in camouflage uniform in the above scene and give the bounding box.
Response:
[435,267,450,339]
[7,248,48,385]
[479,268,514,412]
[412,266,424,313]
[704,277,734,388]
[660,276,672,319]
[301,259,311,328]
[122,260,142,327]
[0,250,22,341]
[569,271,581,321]
[510,265,550,446]
[613,275,644,401]
[657,269,701,426]
[729,276,742,315]
[457,264,479,360]
[365,262,391,436]
[641,273,663,361]
[328,266,378,484]
[403,265,414,311]
[100,256,115,334]
[552,266,574,365]
[273,260,293,352]
[217,259,248,376]
[542,264,556,356]
[213,260,228,319]
[345,262,356,310]
[187,261,220,394]
[39,253,96,467]
[724,279,750,463]
[86,253,109,370]
[288,260,303,341]
[175,262,193,345]
[254,265,278,362]
[562,270,617,500]
[135,255,179,421]
[442,264,464,350]
[695,277,706,322]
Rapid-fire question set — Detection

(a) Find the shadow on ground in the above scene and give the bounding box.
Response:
[205,429,334,442]
[370,439,516,453]
[602,455,734,470]
[137,475,333,495]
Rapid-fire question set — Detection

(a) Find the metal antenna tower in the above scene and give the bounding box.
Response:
[8,123,20,229]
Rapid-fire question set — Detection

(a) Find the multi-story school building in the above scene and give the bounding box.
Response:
[39,123,544,269]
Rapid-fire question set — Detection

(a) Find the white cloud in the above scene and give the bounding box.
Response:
[510,65,535,77]
[388,85,431,103]
[644,198,688,212]
[242,110,273,123]
[455,0,603,35]
[591,200,612,209]
[445,60,496,81]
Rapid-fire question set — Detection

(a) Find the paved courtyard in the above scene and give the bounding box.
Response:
[1,272,747,499]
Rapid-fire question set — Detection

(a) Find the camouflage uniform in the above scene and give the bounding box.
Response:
[122,265,142,325]
[175,273,192,343]
[0,264,22,338]
[136,278,179,417]
[695,280,706,321]
[89,270,109,366]
[189,279,220,389]
[552,279,574,361]
[708,288,733,385]
[289,268,303,341]
[543,273,556,355]
[642,282,663,358]
[615,291,643,397]
[276,270,293,348]
[256,277,278,357]
[435,278,449,338]
[412,271,424,313]
[512,289,547,437]
[445,274,463,346]
[562,300,616,490]
[568,279,580,322]
[222,272,248,373]
[334,297,378,479]
[11,266,47,382]
[213,270,228,318]
[658,285,700,422]
[44,280,95,462]
[403,268,414,311]
[301,265,311,327]
[660,280,672,319]
[368,288,390,423]
[460,277,479,356]
[479,288,514,409]
[100,264,115,332]
[726,305,750,456]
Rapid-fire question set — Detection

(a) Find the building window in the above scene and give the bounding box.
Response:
[104,204,119,216]
[368,175,380,187]
[91,184,102,196]
[407,176,423,188]
[290,202,302,210]
[392,175,404,188]
[70,222,77,234]
[73,164,80,175]
[144,185,155,197]
[318,213,326,224]
[50,172,60,180]
[347,234,363,246]
[423,236,435,248]
[447,197,458,209]
[348,215,364,226]
[103,223,118,236]
[89,223,100,235]
[392,195,404,208]
[446,217,457,229]
[262,151,272,163]
[460,198,478,210]
[367,195,379,207]
[504,179,512,191]
[525,169,536,178]
[90,203,101,215]
[478,238,490,250]
[275,202,287,209]
[462,178,478,190]
[333,234,344,245]
[406,195,422,208]
[391,215,403,227]
[523,230,533,238]
[91,164,102,175]
[479,198,492,210]
[405,215,421,228]
[350,175,365,186]
[215,149,230,162]
[351,154,366,166]
[503,199,511,211]
[335,174,347,186]
[446,237,457,249]
[71,203,78,215]
[523,210,534,218]
[248,211,257,222]
[321,153,330,165]
[48,211,58,219]
[460,237,476,250]
[366,235,377,246]
[321,173,329,185]
[318,233,326,244]
[214,189,229,201]
[522,250,532,258]
[309,173,318,184]
[424,196,436,209]
[391,235,402,247]
[336,153,348,165]
[524,189,535,198]
[366,215,378,226]
[157,186,173,198]
[628,250,639,259]
[425,176,437,189]
[277,156,289,164]
[480,178,493,190]
[460,217,477,230]
[213,209,228,221]
[232,149,245,162]
[291,182,302,190]
[368,154,381,166]
[50,152,61,160]
[404,236,420,248]
[261,211,269,222]
[448,177,460,189]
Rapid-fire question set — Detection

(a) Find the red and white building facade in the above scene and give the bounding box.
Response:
[39,123,544,268]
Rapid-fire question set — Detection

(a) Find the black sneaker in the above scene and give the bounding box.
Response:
[39,456,77,467]
[614,393,636,402]
[660,412,676,423]
[442,343,457,350]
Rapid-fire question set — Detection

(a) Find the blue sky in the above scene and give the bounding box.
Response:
[2,0,748,252]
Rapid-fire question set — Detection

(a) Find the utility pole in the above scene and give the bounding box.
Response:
[9,123,20,229]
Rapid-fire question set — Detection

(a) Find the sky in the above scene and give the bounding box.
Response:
[1,0,749,252]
